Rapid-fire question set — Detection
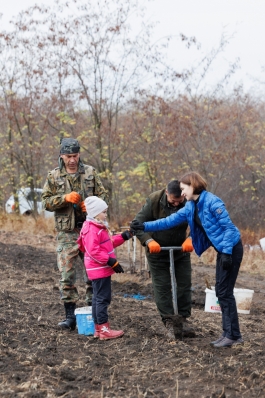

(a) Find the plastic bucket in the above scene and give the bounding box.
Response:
[205,288,254,314]
[204,288,221,313]
[74,306,94,335]
[259,237,265,251]
[234,288,254,314]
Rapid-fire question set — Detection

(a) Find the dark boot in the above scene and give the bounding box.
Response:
[182,318,196,338]
[58,302,76,330]
[164,318,176,341]
[163,315,184,341]
[172,315,184,340]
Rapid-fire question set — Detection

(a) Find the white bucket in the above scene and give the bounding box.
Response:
[234,288,254,314]
[74,306,95,335]
[204,288,221,313]
[205,287,254,314]
[259,237,265,251]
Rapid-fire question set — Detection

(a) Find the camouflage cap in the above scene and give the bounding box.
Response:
[60,138,80,154]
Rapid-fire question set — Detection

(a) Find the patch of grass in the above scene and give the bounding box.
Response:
[0,212,55,236]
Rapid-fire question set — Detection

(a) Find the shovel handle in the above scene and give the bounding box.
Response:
[160,247,182,315]
[160,246,182,251]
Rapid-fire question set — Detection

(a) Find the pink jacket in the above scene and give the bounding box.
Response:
[77,220,126,280]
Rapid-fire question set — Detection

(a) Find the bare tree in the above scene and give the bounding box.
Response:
[0,24,60,215]
[17,0,188,213]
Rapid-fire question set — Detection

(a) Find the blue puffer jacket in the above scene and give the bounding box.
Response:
[144,190,240,256]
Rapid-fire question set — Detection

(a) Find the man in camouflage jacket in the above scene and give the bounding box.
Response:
[42,138,108,330]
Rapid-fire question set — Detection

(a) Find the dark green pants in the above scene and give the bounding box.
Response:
[147,252,192,320]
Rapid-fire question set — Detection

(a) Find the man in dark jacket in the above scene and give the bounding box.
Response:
[133,180,194,340]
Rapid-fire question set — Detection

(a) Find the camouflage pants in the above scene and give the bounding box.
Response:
[56,230,93,304]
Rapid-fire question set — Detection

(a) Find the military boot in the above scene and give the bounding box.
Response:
[58,302,76,330]
[172,315,184,340]
[164,318,176,341]
[182,318,196,338]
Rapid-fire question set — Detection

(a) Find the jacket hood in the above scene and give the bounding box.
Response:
[81,219,107,235]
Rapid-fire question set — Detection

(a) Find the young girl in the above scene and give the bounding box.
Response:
[130,172,244,348]
[78,196,132,340]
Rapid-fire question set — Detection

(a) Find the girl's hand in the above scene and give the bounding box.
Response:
[121,230,133,240]
[107,257,124,273]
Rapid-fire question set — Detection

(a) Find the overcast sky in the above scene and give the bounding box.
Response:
[1,0,264,94]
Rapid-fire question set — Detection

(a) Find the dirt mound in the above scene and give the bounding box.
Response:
[0,232,265,397]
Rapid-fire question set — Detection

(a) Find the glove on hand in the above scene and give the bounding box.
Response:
[181,237,194,252]
[65,192,81,204]
[130,220,145,232]
[220,253,232,270]
[107,257,124,273]
[80,201,86,213]
[147,240,161,253]
[121,230,133,240]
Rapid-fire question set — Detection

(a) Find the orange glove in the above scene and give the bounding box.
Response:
[147,240,161,253]
[182,237,194,252]
[80,201,86,213]
[65,192,81,204]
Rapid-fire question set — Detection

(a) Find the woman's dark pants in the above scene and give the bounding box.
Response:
[215,240,243,340]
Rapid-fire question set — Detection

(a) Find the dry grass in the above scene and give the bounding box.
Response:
[0,212,56,236]
[191,246,265,276]
[240,228,265,246]
[190,243,265,276]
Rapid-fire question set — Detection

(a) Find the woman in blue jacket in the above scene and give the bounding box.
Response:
[131,171,244,348]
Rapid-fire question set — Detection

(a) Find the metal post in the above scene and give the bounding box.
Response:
[111,230,117,256]
[121,226,134,272]
[160,246,182,316]
[133,235,136,271]
[140,244,142,271]
[127,238,131,264]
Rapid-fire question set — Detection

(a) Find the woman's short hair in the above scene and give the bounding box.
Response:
[180,172,207,194]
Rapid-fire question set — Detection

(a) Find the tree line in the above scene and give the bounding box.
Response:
[0,0,264,229]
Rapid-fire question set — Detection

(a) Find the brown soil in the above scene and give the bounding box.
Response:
[0,230,265,397]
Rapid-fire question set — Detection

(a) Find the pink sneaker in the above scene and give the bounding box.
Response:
[98,322,124,341]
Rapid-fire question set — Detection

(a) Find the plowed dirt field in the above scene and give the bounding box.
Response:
[0,230,264,398]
